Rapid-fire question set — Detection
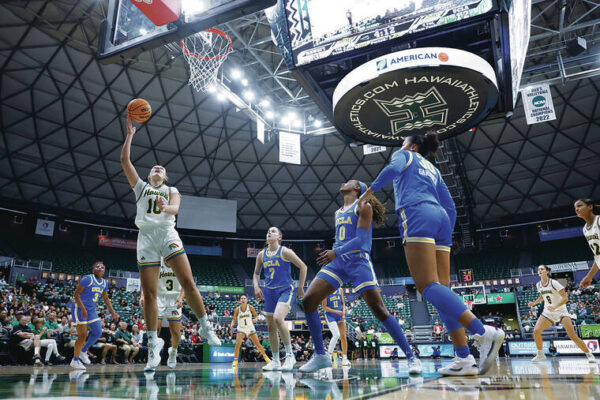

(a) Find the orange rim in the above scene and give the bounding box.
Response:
[180,27,232,60]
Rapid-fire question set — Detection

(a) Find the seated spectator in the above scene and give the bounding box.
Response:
[11,315,43,365]
[44,311,60,338]
[432,320,443,339]
[549,342,557,357]
[58,316,70,334]
[30,317,65,365]
[99,320,118,365]
[390,347,399,360]
[569,309,578,322]
[115,321,139,364]
[131,324,147,363]
[398,316,406,327]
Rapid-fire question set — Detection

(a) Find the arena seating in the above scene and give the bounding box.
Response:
[532,238,591,266]
[188,256,242,286]
[453,249,518,280]
[91,247,137,272]
[348,295,411,328]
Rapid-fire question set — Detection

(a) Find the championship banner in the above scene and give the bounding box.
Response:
[279,131,301,165]
[126,278,140,292]
[247,248,261,258]
[543,261,589,273]
[521,84,556,125]
[363,144,386,155]
[98,236,137,250]
[554,339,600,355]
[581,324,600,339]
[35,219,55,237]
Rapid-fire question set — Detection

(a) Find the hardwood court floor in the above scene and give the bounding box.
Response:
[0,357,597,399]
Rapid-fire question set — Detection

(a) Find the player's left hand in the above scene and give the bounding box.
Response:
[112,313,120,322]
[297,287,304,299]
[157,196,168,212]
[358,188,374,206]
[317,250,336,266]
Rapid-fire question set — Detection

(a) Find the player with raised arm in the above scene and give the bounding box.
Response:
[70,261,119,370]
[253,227,307,371]
[140,259,185,369]
[322,288,351,367]
[121,117,220,372]
[575,199,600,290]
[529,265,595,363]
[300,180,419,374]
[230,295,271,368]
[360,133,504,375]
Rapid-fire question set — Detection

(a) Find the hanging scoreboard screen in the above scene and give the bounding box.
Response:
[459,269,474,283]
[286,0,494,66]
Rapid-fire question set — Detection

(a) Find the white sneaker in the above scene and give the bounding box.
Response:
[167,347,177,369]
[298,354,332,373]
[407,357,422,375]
[473,325,505,374]
[438,355,478,376]
[199,323,221,346]
[341,357,351,367]
[70,359,87,370]
[531,353,547,362]
[586,352,597,363]
[281,356,296,371]
[145,338,165,371]
[263,359,281,371]
[78,352,91,365]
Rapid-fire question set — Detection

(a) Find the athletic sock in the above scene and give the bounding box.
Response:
[382,315,414,359]
[467,318,485,336]
[199,314,210,328]
[455,346,470,359]
[284,344,293,357]
[148,331,158,344]
[305,310,326,355]
[73,357,79,361]
[272,352,280,362]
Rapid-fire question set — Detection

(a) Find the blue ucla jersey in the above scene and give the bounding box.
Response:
[326,290,343,312]
[262,246,292,288]
[334,200,372,253]
[371,150,456,222]
[78,274,107,310]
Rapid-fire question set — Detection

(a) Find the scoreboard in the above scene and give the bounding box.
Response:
[459,269,474,283]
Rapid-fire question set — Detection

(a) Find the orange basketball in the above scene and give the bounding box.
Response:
[127,98,152,123]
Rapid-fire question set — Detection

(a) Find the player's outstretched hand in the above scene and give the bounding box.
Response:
[126,117,136,136]
[580,275,593,288]
[297,286,304,300]
[528,301,535,307]
[358,187,374,206]
[157,196,168,213]
[317,250,336,266]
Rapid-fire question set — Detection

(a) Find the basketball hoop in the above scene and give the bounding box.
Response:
[181,28,232,92]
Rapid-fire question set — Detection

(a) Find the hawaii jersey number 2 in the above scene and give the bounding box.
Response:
[146,198,162,214]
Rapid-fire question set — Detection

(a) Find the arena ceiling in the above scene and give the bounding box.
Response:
[1,0,600,235]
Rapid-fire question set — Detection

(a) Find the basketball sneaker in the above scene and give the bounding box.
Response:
[438,355,478,376]
[473,325,505,374]
[199,323,221,346]
[263,355,271,364]
[232,360,238,368]
[70,359,86,370]
[145,337,164,371]
[299,353,332,373]
[263,358,281,371]
[531,352,547,362]
[79,352,91,365]
[586,352,597,363]
[281,356,296,371]
[407,356,422,375]
[167,347,177,369]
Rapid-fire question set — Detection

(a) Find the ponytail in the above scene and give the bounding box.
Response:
[408,131,439,157]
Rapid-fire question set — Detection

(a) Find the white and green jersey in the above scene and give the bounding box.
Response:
[158,263,181,300]
[583,215,600,266]
[133,179,179,229]
[536,279,567,313]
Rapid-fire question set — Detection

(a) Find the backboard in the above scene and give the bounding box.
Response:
[98,0,276,63]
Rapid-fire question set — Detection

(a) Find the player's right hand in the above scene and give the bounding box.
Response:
[255,287,264,301]
[580,276,593,288]
[528,301,535,307]
[81,309,88,320]
[126,117,137,136]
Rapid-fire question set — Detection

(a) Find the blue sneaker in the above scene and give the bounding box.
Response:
[299,353,332,373]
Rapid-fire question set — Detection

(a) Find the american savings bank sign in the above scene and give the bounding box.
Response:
[333,48,499,145]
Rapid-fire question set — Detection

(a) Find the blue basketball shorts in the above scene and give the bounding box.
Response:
[316,251,378,294]
[70,303,100,326]
[325,312,342,323]
[398,202,452,252]
[263,284,297,315]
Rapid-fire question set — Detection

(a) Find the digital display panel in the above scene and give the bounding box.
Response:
[286,0,494,66]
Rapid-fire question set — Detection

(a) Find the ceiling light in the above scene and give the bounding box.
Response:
[139,28,148,35]
[266,111,274,119]
[217,92,227,102]
[314,120,322,128]
[241,78,248,87]
[243,90,255,101]
[207,85,217,93]
[280,115,289,124]
[231,69,242,79]
[260,100,270,108]
[293,119,302,128]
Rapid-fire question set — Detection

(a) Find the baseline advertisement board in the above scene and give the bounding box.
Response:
[508,341,550,355]
[581,324,600,339]
[378,345,407,359]
[203,344,236,363]
[417,344,454,358]
[554,339,600,355]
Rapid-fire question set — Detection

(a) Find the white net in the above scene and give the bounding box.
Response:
[181,28,232,92]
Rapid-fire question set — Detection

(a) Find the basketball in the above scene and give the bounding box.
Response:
[127,98,151,123]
